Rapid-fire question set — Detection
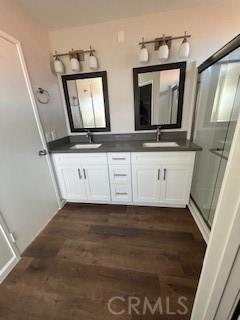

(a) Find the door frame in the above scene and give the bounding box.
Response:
[0,30,62,209]
[0,213,20,283]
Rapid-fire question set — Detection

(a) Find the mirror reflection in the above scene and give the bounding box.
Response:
[62,71,110,132]
[209,60,240,123]
[133,62,186,130]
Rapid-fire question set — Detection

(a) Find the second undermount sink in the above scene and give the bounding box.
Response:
[70,143,102,149]
[143,142,180,148]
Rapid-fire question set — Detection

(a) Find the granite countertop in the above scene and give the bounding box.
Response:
[48,133,201,153]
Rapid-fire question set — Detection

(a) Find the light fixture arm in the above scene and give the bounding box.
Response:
[52,48,96,61]
[138,33,191,48]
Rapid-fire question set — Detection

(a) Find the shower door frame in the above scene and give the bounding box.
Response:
[190,34,240,320]
[190,34,240,229]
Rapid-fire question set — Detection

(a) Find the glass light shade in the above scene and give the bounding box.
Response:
[179,40,190,58]
[139,47,149,63]
[158,44,169,60]
[54,58,65,74]
[70,57,80,72]
[89,54,98,70]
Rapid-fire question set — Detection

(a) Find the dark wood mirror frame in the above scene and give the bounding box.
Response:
[62,71,111,132]
[133,61,186,131]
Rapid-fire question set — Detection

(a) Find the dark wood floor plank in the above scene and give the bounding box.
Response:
[0,203,206,320]
[56,239,184,276]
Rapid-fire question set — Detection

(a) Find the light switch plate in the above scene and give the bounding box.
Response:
[117,31,125,43]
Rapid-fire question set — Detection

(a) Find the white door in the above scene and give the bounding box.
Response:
[161,165,192,205]
[132,165,162,203]
[0,31,59,253]
[56,166,87,201]
[84,165,111,201]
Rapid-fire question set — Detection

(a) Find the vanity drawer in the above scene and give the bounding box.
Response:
[111,184,132,202]
[108,153,130,165]
[52,153,108,166]
[131,152,195,165]
[109,165,131,184]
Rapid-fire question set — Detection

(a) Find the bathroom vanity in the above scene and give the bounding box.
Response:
[51,61,200,208]
[50,137,200,208]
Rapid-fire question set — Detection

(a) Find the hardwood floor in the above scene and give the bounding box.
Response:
[0,204,206,319]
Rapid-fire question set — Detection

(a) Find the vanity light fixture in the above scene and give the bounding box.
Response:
[138,32,191,63]
[52,46,98,74]
[53,51,65,74]
[88,46,98,70]
[158,34,169,60]
[179,32,190,58]
[139,38,149,63]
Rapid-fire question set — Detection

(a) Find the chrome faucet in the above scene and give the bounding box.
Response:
[86,130,92,144]
[156,126,162,142]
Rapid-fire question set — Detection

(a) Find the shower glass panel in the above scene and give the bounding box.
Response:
[191,44,240,228]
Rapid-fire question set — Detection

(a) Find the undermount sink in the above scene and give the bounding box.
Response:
[143,142,179,148]
[70,144,102,149]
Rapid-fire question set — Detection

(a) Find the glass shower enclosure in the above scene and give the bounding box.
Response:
[191,35,240,228]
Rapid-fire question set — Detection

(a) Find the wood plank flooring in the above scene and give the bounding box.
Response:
[0,204,206,319]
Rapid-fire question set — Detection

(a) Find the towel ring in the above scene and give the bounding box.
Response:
[36,88,50,104]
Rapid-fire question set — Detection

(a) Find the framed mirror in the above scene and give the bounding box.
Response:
[133,62,186,130]
[62,71,110,132]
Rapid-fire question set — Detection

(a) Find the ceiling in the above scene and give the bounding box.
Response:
[17,0,222,31]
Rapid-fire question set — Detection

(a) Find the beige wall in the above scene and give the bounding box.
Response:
[0,0,68,139]
[49,0,240,135]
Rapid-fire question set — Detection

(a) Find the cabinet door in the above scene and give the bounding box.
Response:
[161,165,192,205]
[84,166,110,201]
[56,166,87,201]
[132,165,162,203]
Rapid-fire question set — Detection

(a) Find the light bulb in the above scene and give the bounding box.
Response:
[179,33,190,58]
[70,56,80,72]
[89,54,98,70]
[88,47,98,70]
[158,35,169,60]
[53,56,65,74]
[158,44,169,60]
[139,38,149,63]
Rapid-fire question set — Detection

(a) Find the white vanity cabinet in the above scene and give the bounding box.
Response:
[52,151,195,207]
[52,153,111,202]
[131,152,195,207]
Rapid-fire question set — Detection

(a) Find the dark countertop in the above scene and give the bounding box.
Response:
[48,139,201,153]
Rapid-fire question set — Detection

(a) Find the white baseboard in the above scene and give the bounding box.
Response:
[59,199,67,209]
[188,198,210,243]
[0,256,19,284]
